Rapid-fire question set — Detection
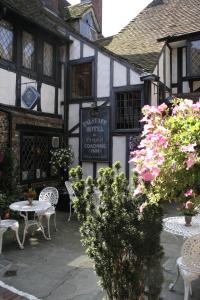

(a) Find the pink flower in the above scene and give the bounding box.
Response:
[184,189,193,197]
[141,167,160,182]
[181,143,196,153]
[186,153,197,169]
[185,201,194,209]
[158,103,168,112]
[139,202,148,213]
[133,185,144,196]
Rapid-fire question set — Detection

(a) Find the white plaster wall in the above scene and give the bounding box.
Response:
[113,61,127,87]
[97,52,110,97]
[112,136,126,173]
[165,46,171,88]
[172,87,177,94]
[21,76,37,110]
[182,81,190,93]
[69,36,81,60]
[151,82,158,106]
[83,44,95,57]
[130,70,141,85]
[82,162,93,178]
[58,64,64,116]
[41,83,55,113]
[82,102,93,108]
[159,52,164,83]
[182,48,187,77]
[0,69,16,105]
[69,137,79,167]
[58,88,64,116]
[153,65,158,76]
[68,104,80,130]
[172,48,178,83]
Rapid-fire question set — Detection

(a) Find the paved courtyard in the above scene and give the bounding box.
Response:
[0,204,199,300]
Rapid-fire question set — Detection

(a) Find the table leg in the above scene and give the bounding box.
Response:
[20,212,28,247]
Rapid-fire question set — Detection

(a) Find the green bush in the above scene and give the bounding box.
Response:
[70,162,163,300]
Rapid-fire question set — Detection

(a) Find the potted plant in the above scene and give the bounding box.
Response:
[178,189,198,226]
[24,188,37,205]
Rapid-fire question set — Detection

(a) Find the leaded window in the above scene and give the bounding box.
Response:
[21,134,59,182]
[22,31,35,69]
[190,40,200,76]
[43,42,53,77]
[116,91,142,129]
[71,63,92,98]
[0,20,13,61]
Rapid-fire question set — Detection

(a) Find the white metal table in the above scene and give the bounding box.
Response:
[163,215,200,291]
[163,216,200,238]
[9,200,51,246]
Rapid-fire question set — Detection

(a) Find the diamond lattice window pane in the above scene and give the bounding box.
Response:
[43,42,53,76]
[22,31,35,69]
[191,40,200,76]
[0,20,13,61]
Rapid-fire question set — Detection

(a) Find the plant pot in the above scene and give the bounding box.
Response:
[185,215,192,226]
[27,198,33,206]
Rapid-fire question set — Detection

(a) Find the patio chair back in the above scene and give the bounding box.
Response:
[39,187,59,207]
[65,181,76,201]
[181,233,200,270]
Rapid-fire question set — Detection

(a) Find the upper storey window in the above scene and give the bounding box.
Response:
[115,90,142,130]
[43,42,53,77]
[71,62,92,98]
[190,40,200,77]
[0,20,13,61]
[22,31,35,69]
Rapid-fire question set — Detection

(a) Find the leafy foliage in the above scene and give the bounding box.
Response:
[70,162,163,300]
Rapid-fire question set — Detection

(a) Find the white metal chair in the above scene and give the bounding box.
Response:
[0,219,24,253]
[65,181,76,222]
[36,187,59,239]
[169,233,200,300]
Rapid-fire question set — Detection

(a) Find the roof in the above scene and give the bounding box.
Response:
[1,0,72,40]
[97,0,200,73]
[65,2,92,21]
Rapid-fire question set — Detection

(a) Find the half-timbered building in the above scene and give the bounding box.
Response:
[0,0,200,188]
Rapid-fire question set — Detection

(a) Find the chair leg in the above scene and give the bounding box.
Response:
[68,201,71,222]
[0,229,6,254]
[189,283,192,296]
[54,212,57,231]
[12,227,24,250]
[169,264,180,291]
[46,215,51,239]
[183,279,190,300]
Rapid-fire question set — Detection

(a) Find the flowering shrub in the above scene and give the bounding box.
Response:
[130,98,200,204]
[50,147,73,174]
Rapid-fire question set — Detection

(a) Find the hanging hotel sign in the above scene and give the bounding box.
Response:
[81,106,110,162]
[21,86,40,109]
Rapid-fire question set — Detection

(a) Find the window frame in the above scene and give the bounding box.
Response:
[42,40,56,82]
[0,17,16,71]
[20,131,61,184]
[187,37,200,78]
[112,85,144,133]
[69,57,95,101]
[21,30,36,74]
